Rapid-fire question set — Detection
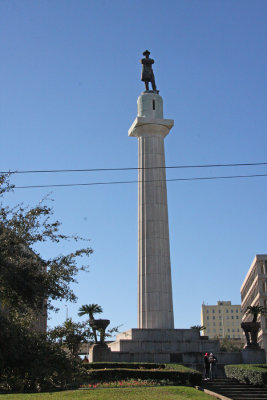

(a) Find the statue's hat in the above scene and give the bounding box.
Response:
[143,50,150,57]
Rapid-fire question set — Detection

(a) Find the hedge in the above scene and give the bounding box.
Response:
[85,367,201,386]
[225,364,267,387]
[84,362,165,370]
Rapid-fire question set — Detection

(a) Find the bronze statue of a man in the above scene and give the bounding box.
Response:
[140,50,157,92]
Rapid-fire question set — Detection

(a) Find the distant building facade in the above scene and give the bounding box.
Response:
[201,301,243,339]
[241,254,267,353]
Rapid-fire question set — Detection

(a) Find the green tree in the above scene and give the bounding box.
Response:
[245,305,267,322]
[104,324,121,340]
[78,303,103,342]
[190,325,206,332]
[0,174,93,318]
[48,318,92,357]
[0,174,93,391]
[78,303,103,320]
[0,314,85,392]
[78,304,122,343]
[219,337,243,352]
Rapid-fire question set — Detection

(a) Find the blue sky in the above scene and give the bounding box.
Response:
[1,0,267,334]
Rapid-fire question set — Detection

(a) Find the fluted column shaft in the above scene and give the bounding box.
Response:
[129,91,174,329]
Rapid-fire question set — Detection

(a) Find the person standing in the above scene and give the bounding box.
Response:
[209,352,217,380]
[203,352,210,379]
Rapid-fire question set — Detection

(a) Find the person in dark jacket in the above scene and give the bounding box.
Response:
[203,352,210,379]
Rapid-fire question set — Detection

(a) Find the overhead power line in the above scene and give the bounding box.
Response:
[1,162,267,175]
[14,173,267,189]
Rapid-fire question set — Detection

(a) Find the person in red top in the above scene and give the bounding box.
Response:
[203,352,210,379]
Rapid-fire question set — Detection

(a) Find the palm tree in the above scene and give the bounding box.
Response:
[78,304,103,343]
[190,325,206,333]
[245,305,267,323]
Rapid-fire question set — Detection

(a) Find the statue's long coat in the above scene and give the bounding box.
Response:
[140,58,155,82]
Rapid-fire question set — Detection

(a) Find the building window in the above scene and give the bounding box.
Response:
[231,309,233,313]
[237,328,239,332]
[207,316,209,320]
[219,322,222,326]
[231,316,234,319]
[227,329,230,332]
[226,316,229,320]
[206,310,209,313]
[213,329,216,333]
[213,316,215,320]
[236,309,239,313]
[212,309,215,313]
[219,310,221,313]
[226,309,229,313]
[219,316,222,320]
[236,316,239,319]
[213,322,216,326]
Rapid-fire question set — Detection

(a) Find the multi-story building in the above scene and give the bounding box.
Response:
[201,301,243,339]
[241,254,267,353]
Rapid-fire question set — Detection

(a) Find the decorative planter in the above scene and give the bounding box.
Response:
[89,319,110,343]
[241,321,260,348]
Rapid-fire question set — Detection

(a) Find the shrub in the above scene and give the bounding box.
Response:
[225,364,267,387]
[84,362,165,370]
[85,366,201,386]
[0,316,87,392]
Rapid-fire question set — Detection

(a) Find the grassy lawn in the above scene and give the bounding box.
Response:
[0,387,213,400]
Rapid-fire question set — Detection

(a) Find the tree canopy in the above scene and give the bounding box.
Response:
[0,174,93,392]
[0,174,93,321]
[78,303,103,320]
[48,318,92,356]
[245,305,267,323]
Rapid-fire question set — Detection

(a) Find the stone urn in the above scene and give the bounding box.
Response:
[241,321,260,348]
[89,319,110,344]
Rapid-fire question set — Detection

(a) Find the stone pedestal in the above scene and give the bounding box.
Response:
[129,91,174,329]
[108,328,220,363]
[241,347,266,364]
[241,321,260,347]
[89,343,111,362]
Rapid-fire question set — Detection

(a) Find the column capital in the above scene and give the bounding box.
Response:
[128,117,174,138]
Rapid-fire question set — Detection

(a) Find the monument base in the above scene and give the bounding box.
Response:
[89,343,112,362]
[107,328,220,363]
[241,347,266,364]
[87,329,244,376]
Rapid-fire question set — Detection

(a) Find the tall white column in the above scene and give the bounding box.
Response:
[129,91,174,329]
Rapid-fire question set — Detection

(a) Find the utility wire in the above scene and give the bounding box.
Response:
[2,162,267,175]
[14,173,267,189]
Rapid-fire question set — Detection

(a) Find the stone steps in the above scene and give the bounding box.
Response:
[203,378,267,400]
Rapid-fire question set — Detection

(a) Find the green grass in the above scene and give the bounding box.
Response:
[0,387,214,399]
